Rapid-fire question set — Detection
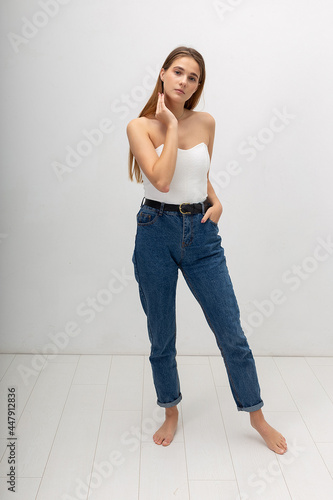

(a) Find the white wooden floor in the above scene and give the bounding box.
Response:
[0,354,332,500]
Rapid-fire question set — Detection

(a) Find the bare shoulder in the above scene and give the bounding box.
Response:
[195,111,215,126]
[190,111,216,154]
[190,110,215,132]
[126,116,150,134]
[189,110,215,136]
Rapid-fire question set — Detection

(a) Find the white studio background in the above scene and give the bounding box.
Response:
[0,0,332,356]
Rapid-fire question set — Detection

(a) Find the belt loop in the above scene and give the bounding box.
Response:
[159,202,165,215]
[201,200,205,214]
[140,196,146,207]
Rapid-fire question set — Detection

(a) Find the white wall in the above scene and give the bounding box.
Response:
[0,0,332,356]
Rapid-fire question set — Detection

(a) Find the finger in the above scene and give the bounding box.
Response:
[156,94,161,113]
[201,208,212,223]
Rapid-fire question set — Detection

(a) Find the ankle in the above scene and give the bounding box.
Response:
[250,409,263,418]
[165,406,178,416]
[250,411,265,426]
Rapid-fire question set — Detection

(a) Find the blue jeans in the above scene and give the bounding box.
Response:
[132,199,264,412]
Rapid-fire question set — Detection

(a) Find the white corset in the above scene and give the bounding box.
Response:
[140,142,210,204]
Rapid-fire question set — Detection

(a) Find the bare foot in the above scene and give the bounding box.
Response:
[153,406,179,446]
[250,410,288,454]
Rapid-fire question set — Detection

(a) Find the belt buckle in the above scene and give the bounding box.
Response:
[179,202,191,214]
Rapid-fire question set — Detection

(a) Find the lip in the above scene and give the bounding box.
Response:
[175,89,185,94]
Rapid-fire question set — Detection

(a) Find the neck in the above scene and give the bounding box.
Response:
[163,94,185,120]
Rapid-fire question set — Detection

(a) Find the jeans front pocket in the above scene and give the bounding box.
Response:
[206,217,219,228]
[137,206,159,226]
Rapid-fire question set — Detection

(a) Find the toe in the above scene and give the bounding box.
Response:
[161,434,173,446]
[280,438,287,447]
[275,444,286,454]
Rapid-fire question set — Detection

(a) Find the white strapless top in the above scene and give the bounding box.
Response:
[140,142,210,204]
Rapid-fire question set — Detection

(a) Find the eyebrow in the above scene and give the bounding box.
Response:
[173,65,199,79]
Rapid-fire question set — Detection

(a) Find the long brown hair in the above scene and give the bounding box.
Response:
[128,46,206,183]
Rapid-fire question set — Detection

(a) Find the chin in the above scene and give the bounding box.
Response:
[168,92,185,100]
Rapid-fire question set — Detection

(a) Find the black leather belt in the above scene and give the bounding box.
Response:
[143,197,211,214]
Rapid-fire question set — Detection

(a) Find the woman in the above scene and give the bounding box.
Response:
[126,46,287,454]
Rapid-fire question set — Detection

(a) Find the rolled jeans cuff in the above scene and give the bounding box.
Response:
[237,400,264,412]
[157,393,182,408]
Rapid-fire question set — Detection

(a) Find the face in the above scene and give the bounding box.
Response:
[160,56,201,101]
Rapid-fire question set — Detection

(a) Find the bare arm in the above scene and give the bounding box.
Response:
[126,93,179,193]
[201,113,223,224]
[204,178,223,223]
